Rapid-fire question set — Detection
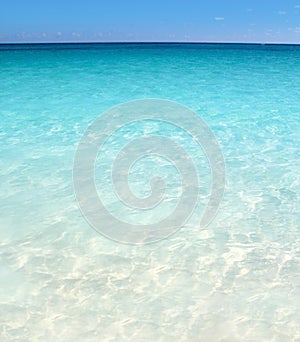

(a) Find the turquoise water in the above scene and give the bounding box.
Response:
[0,43,300,341]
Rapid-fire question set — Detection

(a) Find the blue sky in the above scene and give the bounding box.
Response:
[1,0,300,43]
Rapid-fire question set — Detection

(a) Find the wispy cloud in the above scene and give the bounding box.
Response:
[17,32,30,40]
[265,29,273,36]
[278,11,286,15]
[214,17,224,21]
[71,32,81,38]
[295,5,300,8]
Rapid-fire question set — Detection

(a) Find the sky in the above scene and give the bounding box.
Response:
[1,0,300,43]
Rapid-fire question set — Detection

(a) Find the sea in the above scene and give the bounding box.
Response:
[0,43,299,341]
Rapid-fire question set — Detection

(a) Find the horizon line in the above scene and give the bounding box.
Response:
[1,40,300,46]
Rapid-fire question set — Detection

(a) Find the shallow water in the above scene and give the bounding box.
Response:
[0,43,300,341]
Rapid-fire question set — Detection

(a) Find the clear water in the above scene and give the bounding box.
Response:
[0,43,299,341]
